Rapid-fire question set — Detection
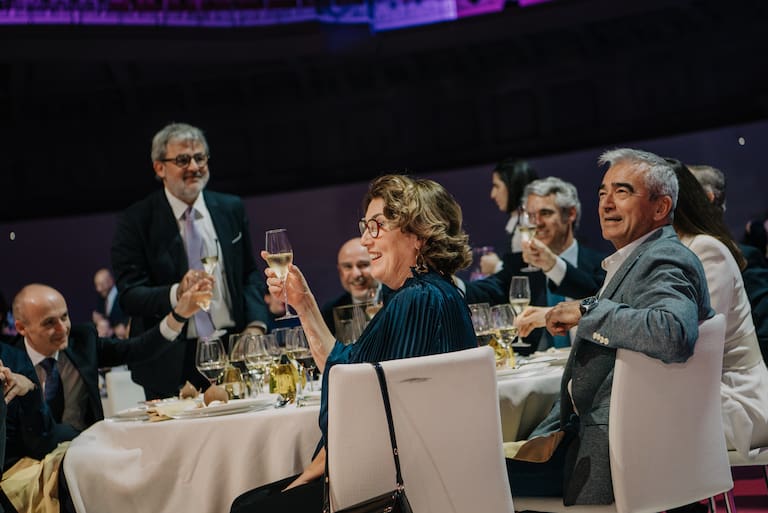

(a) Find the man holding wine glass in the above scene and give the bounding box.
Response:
[465,176,606,350]
[112,122,270,399]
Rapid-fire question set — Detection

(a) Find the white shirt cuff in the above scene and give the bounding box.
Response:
[544,256,567,287]
[247,321,268,333]
[170,284,179,308]
[160,316,182,341]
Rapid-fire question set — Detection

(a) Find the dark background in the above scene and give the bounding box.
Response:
[1,0,767,321]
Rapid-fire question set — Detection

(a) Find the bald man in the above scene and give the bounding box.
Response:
[92,268,128,338]
[320,238,378,332]
[4,282,207,467]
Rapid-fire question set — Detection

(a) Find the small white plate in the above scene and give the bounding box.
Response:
[109,406,149,422]
[167,398,274,419]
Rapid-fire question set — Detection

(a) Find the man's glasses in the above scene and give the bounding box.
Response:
[359,217,386,238]
[160,153,209,168]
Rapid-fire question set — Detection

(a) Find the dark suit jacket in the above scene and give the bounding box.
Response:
[558,226,711,504]
[465,243,606,348]
[3,323,177,468]
[94,287,128,327]
[319,291,353,333]
[111,189,269,397]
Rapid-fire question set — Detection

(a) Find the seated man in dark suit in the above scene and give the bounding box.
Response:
[319,237,378,334]
[4,281,208,465]
[464,177,606,349]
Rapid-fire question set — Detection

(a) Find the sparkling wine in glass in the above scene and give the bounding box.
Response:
[518,209,539,273]
[491,304,518,368]
[468,303,494,347]
[196,239,219,312]
[196,336,227,387]
[243,334,271,397]
[265,229,297,320]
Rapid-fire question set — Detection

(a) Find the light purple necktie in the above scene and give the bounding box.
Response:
[184,206,216,337]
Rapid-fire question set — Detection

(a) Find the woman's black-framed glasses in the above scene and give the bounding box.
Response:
[160,153,209,168]
[359,217,386,238]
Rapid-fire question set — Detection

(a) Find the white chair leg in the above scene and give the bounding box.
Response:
[708,495,717,513]
[762,465,768,491]
[723,489,736,513]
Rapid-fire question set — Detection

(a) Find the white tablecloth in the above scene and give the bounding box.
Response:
[63,400,322,513]
[64,362,563,513]
[496,365,564,441]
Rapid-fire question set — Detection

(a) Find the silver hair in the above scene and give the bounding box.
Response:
[688,164,726,212]
[150,122,209,162]
[598,148,678,217]
[522,176,582,230]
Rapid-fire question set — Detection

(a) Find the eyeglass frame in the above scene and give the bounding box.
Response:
[358,216,387,239]
[159,153,210,168]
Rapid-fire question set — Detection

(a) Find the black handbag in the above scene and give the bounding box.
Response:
[323,362,414,513]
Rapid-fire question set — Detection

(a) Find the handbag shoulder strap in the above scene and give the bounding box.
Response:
[323,361,406,512]
[372,361,405,488]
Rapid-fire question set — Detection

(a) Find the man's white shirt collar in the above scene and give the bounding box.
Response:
[164,188,208,222]
[600,228,660,296]
[24,338,58,367]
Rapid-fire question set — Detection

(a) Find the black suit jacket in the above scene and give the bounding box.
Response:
[94,287,128,327]
[465,243,606,347]
[111,189,269,397]
[3,323,174,467]
[319,291,353,333]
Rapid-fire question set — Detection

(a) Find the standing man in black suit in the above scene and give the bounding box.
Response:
[319,237,378,333]
[92,268,128,338]
[112,122,270,399]
[5,282,207,465]
[465,176,606,349]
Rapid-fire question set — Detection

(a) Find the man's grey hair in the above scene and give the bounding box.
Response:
[522,176,582,230]
[151,123,209,162]
[598,148,678,218]
[688,164,726,212]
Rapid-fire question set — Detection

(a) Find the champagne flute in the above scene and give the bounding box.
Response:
[265,229,297,320]
[518,209,539,272]
[290,327,316,392]
[227,333,250,397]
[197,239,219,311]
[509,276,532,350]
[195,336,227,387]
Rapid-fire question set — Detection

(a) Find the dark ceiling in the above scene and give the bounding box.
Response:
[1,0,767,222]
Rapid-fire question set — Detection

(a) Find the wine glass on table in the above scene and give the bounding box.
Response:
[243,334,270,397]
[490,304,517,368]
[197,239,219,312]
[508,276,532,352]
[291,327,317,392]
[518,209,538,272]
[196,336,227,388]
[265,229,297,320]
[468,303,493,347]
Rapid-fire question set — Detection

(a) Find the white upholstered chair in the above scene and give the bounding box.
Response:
[513,314,732,513]
[325,346,514,513]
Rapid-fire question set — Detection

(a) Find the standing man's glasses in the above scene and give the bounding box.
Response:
[160,153,209,168]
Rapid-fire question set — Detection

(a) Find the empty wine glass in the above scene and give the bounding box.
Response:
[518,208,538,272]
[243,334,270,397]
[195,336,227,387]
[290,327,316,392]
[265,229,297,320]
[468,303,493,346]
[509,276,532,315]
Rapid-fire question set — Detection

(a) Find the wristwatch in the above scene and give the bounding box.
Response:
[579,296,599,316]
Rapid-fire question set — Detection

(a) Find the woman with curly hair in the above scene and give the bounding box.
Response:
[231,174,478,512]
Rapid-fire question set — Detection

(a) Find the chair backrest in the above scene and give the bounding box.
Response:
[105,366,147,416]
[326,346,514,513]
[609,313,732,513]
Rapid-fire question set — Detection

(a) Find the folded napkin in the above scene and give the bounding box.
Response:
[1,441,71,513]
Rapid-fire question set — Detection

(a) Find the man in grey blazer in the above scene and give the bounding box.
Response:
[112,123,269,399]
[507,148,712,505]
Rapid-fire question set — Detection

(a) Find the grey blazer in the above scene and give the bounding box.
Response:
[558,225,712,505]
